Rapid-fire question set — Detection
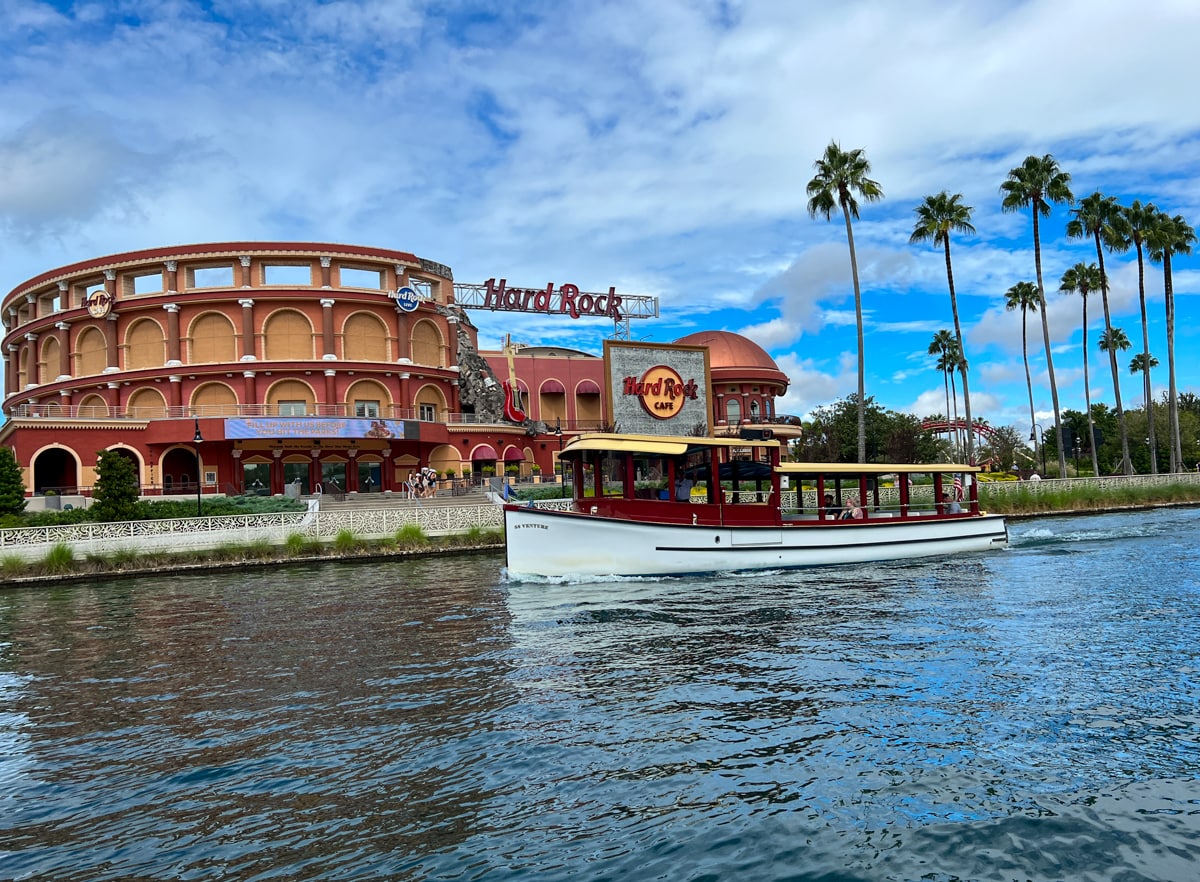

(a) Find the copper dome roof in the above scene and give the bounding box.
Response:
[673,330,781,371]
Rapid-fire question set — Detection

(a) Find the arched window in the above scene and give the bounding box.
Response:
[725,398,741,425]
[126,319,166,369]
[263,310,314,361]
[190,313,237,364]
[343,313,389,362]
[75,327,107,376]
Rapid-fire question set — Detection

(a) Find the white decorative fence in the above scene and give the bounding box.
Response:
[0,501,504,564]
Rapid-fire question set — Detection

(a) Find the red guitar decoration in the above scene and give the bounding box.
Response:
[502,335,526,423]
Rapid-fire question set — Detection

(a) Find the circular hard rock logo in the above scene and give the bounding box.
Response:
[84,290,113,319]
[393,286,420,313]
[631,365,699,420]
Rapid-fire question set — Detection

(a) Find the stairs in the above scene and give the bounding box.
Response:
[311,489,494,511]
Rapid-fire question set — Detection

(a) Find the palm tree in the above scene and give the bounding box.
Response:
[910,191,977,461]
[1067,192,1132,474]
[1059,263,1102,477]
[928,329,957,448]
[1119,199,1160,473]
[1004,281,1040,450]
[1145,211,1197,471]
[807,141,883,462]
[939,342,964,454]
[1001,154,1073,477]
[1129,352,1158,374]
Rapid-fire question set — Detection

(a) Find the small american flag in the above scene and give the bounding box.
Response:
[952,475,963,501]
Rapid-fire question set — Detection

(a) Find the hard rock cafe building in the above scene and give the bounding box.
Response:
[0,242,796,502]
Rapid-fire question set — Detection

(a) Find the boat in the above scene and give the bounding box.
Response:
[503,432,1008,578]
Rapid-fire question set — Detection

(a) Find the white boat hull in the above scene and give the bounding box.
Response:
[504,506,1009,578]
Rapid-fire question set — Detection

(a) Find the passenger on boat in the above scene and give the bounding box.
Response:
[941,492,962,514]
[822,493,839,517]
[840,497,864,520]
[675,475,695,501]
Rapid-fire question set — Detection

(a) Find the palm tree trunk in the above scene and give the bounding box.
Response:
[1165,253,1181,471]
[1082,295,1099,477]
[944,239,974,462]
[842,202,866,463]
[1136,243,1157,473]
[1095,233,1132,474]
[1021,311,1035,436]
[1032,208,1067,477]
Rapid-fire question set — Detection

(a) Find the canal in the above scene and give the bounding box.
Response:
[2,508,1198,881]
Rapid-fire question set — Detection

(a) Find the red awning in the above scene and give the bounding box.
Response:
[540,379,566,394]
[504,449,525,461]
[576,379,601,394]
[471,444,498,461]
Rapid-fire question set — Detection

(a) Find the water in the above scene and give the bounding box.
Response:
[1,509,1199,882]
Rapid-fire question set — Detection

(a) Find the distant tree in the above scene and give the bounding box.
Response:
[807,141,883,463]
[1119,199,1161,473]
[1004,281,1040,447]
[1145,211,1197,471]
[1130,352,1158,375]
[1059,262,1103,477]
[1001,153,1073,478]
[928,329,959,450]
[1067,192,1132,474]
[92,450,141,522]
[0,446,27,516]
[978,425,1025,474]
[910,191,977,460]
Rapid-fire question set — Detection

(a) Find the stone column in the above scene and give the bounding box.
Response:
[320,256,332,289]
[105,314,120,373]
[242,371,257,409]
[323,368,337,415]
[238,299,256,360]
[168,375,183,412]
[57,281,69,310]
[4,343,16,396]
[320,298,336,360]
[346,447,358,492]
[239,256,252,288]
[394,265,412,363]
[104,269,116,300]
[55,322,71,379]
[23,333,39,386]
[163,304,182,365]
[381,446,392,492]
[399,372,411,419]
[107,380,121,415]
[165,260,178,294]
[25,293,37,322]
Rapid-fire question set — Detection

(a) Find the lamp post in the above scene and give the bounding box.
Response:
[1072,439,1081,477]
[1029,424,1047,475]
[193,417,204,517]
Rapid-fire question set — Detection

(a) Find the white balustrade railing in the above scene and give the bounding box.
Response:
[0,501,503,564]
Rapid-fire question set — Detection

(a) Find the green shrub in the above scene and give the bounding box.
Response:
[394,523,429,549]
[2,554,27,579]
[42,543,76,575]
[333,528,359,553]
[284,532,308,556]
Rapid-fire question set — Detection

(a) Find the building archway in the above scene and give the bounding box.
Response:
[31,446,79,494]
[162,445,200,494]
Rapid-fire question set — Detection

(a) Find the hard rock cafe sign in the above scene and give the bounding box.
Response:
[84,289,114,319]
[623,365,699,419]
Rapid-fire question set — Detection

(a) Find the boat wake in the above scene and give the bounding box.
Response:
[1009,508,1200,549]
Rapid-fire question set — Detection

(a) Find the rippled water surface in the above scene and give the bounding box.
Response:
[2,509,1199,881]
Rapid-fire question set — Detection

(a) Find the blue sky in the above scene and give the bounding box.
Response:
[2,0,1198,437]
